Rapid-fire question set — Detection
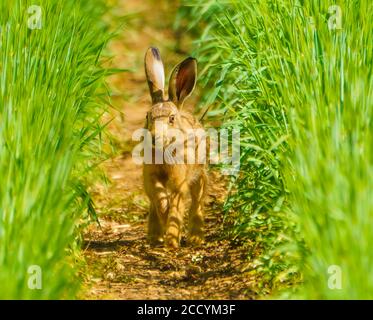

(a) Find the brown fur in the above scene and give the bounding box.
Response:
[143,48,207,248]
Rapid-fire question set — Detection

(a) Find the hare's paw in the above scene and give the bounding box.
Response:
[187,234,204,247]
[164,234,180,248]
[148,236,164,247]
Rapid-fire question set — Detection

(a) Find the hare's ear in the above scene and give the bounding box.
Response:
[145,47,165,104]
[168,57,197,108]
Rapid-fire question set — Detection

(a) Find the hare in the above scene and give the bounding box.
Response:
[143,47,207,248]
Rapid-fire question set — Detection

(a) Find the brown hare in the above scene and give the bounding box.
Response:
[143,47,207,248]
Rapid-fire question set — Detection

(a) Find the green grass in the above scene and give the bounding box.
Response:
[180,0,372,298]
[0,0,112,299]
[1,0,370,300]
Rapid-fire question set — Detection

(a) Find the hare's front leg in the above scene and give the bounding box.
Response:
[148,203,165,245]
[165,183,188,248]
[147,181,169,245]
[188,172,207,245]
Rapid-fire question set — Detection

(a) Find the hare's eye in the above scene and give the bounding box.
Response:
[169,115,175,124]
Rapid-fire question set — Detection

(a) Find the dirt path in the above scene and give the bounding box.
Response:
[81,0,259,300]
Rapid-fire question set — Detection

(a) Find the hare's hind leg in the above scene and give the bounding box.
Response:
[188,172,207,245]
